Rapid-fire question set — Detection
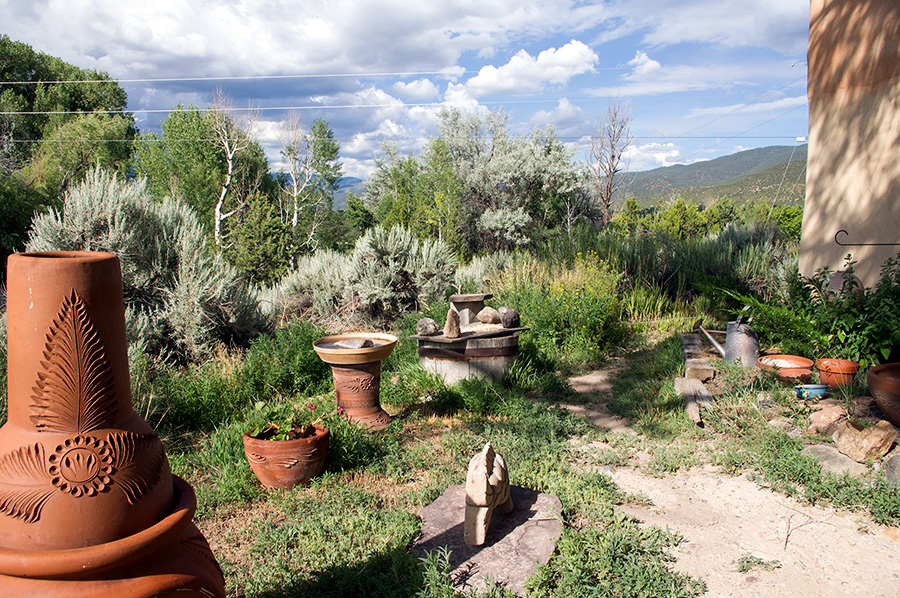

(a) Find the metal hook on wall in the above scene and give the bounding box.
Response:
[834,229,900,247]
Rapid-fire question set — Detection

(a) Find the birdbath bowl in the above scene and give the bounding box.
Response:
[313,332,398,430]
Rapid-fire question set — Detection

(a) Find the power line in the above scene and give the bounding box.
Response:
[0,66,636,87]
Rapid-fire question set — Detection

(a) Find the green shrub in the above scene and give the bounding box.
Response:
[346,225,457,324]
[26,167,268,363]
[258,248,351,320]
[493,252,624,365]
[744,254,900,366]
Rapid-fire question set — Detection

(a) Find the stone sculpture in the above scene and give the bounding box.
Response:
[476,306,501,324]
[443,308,461,339]
[464,443,514,546]
[499,307,520,328]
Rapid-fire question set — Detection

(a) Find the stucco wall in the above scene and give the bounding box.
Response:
[801,0,900,286]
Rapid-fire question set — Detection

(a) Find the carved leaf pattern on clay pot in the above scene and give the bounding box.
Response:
[0,444,54,523]
[29,290,118,434]
[106,431,166,505]
[0,289,166,522]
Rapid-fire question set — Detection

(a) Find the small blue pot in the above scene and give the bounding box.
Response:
[794,383,828,400]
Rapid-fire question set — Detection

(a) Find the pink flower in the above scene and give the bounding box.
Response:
[306,404,316,410]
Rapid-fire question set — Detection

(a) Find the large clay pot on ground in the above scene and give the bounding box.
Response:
[0,251,224,596]
[243,424,329,489]
[816,358,860,387]
[867,363,900,426]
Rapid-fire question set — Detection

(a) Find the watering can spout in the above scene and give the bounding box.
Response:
[695,322,726,359]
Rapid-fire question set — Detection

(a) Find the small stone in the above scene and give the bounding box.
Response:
[885,453,900,486]
[807,406,845,435]
[850,396,876,419]
[335,338,374,349]
[768,416,801,437]
[443,308,461,339]
[834,420,898,463]
[499,306,520,328]
[416,317,440,336]
[801,444,868,478]
[476,306,501,325]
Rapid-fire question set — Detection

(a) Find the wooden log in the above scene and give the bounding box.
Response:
[674,377,714,425]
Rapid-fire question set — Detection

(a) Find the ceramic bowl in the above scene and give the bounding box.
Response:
[867,363,900,426]
[794,383,828,400]
[757,354,814,371]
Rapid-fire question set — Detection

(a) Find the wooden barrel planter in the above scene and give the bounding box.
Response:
[413,329,526,385]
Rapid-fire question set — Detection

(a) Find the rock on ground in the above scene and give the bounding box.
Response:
[412,485,562,596]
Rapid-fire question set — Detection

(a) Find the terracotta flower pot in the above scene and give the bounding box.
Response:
[757,355,813,385]
[816,358,860,387]
[313,333,397,430]
[867,363,900,426]
[0,251,224,596]
[243,424,329,489]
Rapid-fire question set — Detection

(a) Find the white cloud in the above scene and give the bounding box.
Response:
[688,95,807,118]
[623,141,686,171]
[529,98,590,137]
[390,79,440,100]
[608,0,809,55]
[625,51,662,80]
[465,40,598,96]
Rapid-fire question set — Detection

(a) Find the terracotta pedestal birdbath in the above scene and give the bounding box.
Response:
[0,251,224,597]
[313,333,397,430]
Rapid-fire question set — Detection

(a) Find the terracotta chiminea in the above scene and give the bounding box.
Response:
[0,252,225,596]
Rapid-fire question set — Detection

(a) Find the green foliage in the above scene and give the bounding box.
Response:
[345,192,375,233]
[1,36,133,265]
[347,225,457,323]
[366,108,582,256]
[259,248,350,320]
[735,554,781,573]
[228,486,421,597]
[492,252,625,366]
[223,193,292,285]
[26,167,267,362]
[528,517,705,598]
[745,254,900,367]
[454,251,511,293]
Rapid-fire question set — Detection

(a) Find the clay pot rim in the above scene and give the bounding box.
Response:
[0,476,194,579]
[13,250,118,262]
[868,362,900,380]
[815,358,860,373]
[313,332,398,365]
[757,354,814,371]
[242,423,330,446]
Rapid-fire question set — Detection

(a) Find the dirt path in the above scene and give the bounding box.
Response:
[564,368,900,598]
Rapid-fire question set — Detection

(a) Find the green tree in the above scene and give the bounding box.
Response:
[132,103,271,242]
[224,194,292,284]
[0,35,133,279]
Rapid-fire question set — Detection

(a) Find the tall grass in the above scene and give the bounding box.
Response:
[491,252,626,368]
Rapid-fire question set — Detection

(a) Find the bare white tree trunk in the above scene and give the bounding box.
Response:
[278,112,326,255]
[211,89,256,245]
[590,98,633,227]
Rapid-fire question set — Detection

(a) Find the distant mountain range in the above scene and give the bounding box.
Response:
[334,144,808,210]
[618,144,808,207]
[334,177,364,210]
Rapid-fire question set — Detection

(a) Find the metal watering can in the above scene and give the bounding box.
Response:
[696,307,760,368]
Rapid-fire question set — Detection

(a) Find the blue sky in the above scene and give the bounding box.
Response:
[2,0,810,178]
